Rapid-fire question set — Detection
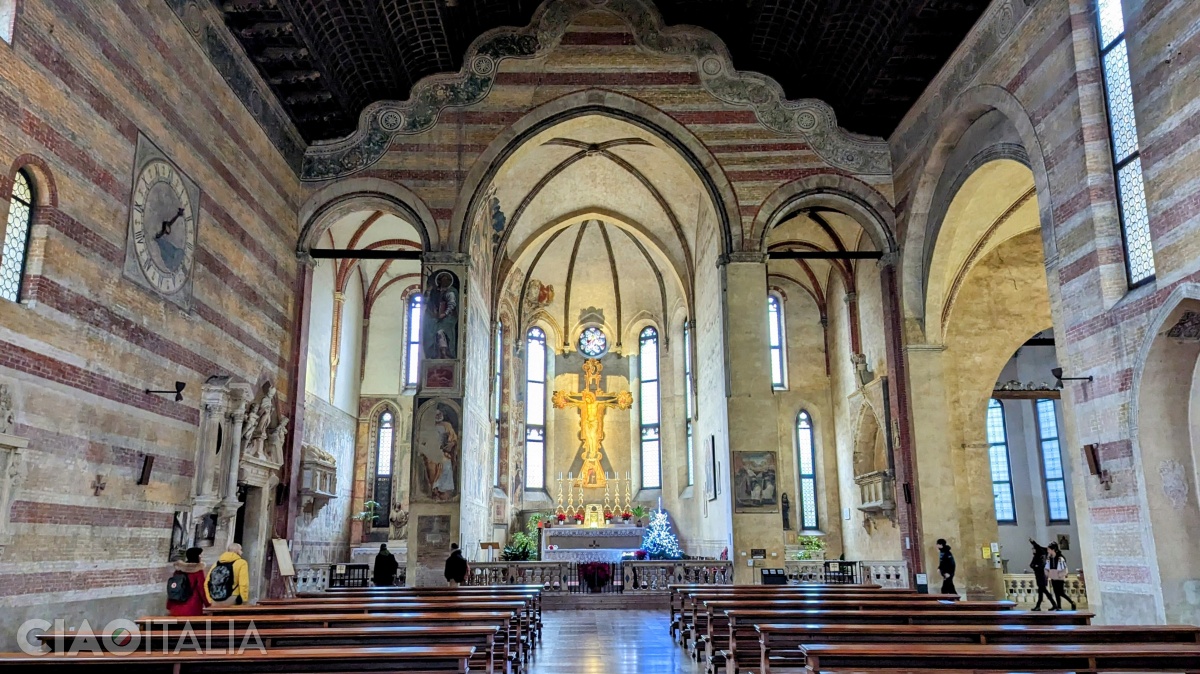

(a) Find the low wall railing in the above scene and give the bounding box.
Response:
[465,560,734,594]
[1004,572,1088,608]
[782,559,910,588]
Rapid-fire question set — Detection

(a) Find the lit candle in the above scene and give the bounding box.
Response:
[658,496,662,511]
[568,472,573,480]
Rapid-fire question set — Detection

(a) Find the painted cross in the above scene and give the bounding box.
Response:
[92,474,107,496]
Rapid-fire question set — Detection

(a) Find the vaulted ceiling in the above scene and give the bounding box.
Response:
[216,0,990,142]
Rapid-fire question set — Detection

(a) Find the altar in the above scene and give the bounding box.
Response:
[542,526,646,563]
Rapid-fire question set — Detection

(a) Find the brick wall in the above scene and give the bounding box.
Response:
[0,0,299,645]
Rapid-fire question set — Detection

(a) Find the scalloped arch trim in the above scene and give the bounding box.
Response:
[301,0,891,181]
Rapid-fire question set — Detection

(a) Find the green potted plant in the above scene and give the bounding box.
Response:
[631,505,648,527]
[353,500,383,524]
[794,534,827,561]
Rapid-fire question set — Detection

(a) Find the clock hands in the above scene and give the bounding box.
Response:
[155,208,185,240]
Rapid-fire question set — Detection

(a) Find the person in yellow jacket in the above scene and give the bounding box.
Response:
[205,543,250,606]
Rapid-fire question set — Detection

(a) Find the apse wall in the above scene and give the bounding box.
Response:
[0,1,300,647]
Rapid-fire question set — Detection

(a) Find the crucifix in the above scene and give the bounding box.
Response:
[91,474,107,496]
[552,359,633,489]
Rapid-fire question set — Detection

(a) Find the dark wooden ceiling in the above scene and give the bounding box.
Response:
[217,0,990,142]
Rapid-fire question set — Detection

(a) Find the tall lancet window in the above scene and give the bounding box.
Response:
[768,295,787,389]
[1095,0,1155,285]
[796,411,818,530]
[1,170,34,303]
[524,327,547,490]
[1036,399,1070,523]
[492,322,504,488]
[987,399,1017,523]
[683,320,695,487]
[405,294,423,387]
[639,326,662,489]
[373,410,395,528]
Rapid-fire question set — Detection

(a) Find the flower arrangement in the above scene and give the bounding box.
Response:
[572,512,584,523]
[579,562,611,591]
[794,534,828,560]
[621,511,632,522]
[603,511,614,521]
[556,512,567,523]
[633,549,648,560]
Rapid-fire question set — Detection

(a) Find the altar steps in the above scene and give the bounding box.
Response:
[545,593,670,611]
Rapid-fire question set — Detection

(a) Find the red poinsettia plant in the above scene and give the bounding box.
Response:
[556,512,567,523]
[621,511,633,521]
[579,562,611,591]
[573,512,584,523]
[603,511,614,521]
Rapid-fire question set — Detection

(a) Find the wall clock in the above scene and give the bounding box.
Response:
[578,326,608,358]
[123,135,201,310]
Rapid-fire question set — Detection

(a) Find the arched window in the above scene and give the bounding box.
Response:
[524,327,547,491]
[1094,0,1154,286]
[492,322,503,488]
[1,170,35,303]
[796,411,818,530]
[404,294,423,387]
[986,399,1017,523]
[0,0,15,45]
[683,320,694,487]
[373,410,395,528]
[767,295,787,389]
[639,326,661,489]
[1035,399,1070,523]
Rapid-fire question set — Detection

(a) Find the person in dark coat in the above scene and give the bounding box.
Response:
[444,543,469,586]
[936,538,957,596]
[1029,538,1057,610]
[373,543,399,587]
[166,547,210,617]
[1046,542,1076,611]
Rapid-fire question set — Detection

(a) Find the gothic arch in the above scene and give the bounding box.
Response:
[752,173,896,254]
[297,177,439,254]
[449,90,740,256]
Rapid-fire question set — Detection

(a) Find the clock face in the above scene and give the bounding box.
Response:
[579,326,608,358]
[130,160,195,295]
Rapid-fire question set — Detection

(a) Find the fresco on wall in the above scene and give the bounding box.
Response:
[423,270,460,359]
[732,451,778,513]
[414,400,461,503]
[415,515,453,565]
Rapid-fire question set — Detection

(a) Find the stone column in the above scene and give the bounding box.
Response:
[721,253,782,584]
[406,253,468,587]
[193,379,230,509]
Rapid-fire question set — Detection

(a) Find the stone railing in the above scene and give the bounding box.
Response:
[467,562,569,590]
[854,470,896,513]
[783,560,828,582]
[1004,572,1088,608]
[861,560,910,588]
[622,561,734,592]
[294,564,330,593]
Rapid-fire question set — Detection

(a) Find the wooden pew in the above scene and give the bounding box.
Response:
[710,609,1094,674]
[138,610,525,665]
[267,590,543,636]
[753,623,1200,674]
[0,645,477,673]
[798,642,1200,673]
[39,625,505,674]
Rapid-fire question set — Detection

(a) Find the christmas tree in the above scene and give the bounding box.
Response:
[641,510,683,560]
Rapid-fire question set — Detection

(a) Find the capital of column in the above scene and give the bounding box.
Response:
[295,250,319,268]
[719,251,768,266]
[876,250,900,269]
[423,251,469,267]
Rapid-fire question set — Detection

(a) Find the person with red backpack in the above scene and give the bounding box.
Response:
[166,547,210,616]
[205,543,250,606]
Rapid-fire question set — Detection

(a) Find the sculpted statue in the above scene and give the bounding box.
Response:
[0,384,13,435]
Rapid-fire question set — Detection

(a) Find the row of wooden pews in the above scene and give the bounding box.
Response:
[670,582,1200,674]
[1,584,543,673]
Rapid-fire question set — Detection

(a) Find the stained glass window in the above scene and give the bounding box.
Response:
[1,170,34,303]
[1095,0,1155,285]
[987,399,1017,523]
[768,295,787,389]
[405,294,423,387]
[525,327,547,490]
[579,326,607,358]
[796,411,819,530]
[640,327,662,489]
[683,320,695,487]
[492,322,503,488]
[1036,399,1070,523]
[373,410,394,528]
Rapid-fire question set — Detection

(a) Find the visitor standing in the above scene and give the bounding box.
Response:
[373,543,399,587]
[444,543,469,586]
[206,543,250,606]
[1046,542,1076,610]
[1029,538,1057,610]
[936,538,957,596]
[166,547,210,616]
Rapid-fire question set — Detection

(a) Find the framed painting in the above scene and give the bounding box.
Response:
[732,451,779,513]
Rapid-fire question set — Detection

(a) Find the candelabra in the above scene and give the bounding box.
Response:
[624,474,633,513]
[555,474,566,516]
[577,483,586,517]
[603,474,612,517]
[565,472,576,517]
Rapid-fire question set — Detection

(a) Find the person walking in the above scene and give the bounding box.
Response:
[1046,542,1076,610]
[1029,539,1057,610]
[166,547,210,616]
[206,543,250,606]
[936,538,957,596]
[444,543,469,587]
[373,543,399,587]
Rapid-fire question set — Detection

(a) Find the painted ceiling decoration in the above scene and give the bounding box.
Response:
[213,0,986,180]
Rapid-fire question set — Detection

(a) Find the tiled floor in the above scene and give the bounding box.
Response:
[529,610,704,674]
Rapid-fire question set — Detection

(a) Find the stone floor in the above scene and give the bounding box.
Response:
[529,610,703,674]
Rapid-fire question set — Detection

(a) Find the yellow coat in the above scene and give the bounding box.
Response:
[205,551,250,605]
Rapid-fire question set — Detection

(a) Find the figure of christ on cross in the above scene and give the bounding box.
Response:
[552,359,633,489]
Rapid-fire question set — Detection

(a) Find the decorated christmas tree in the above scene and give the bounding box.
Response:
[641,509,683,560]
